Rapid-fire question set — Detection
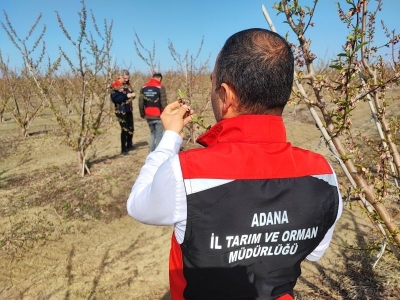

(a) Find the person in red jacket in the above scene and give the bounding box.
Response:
[127,29,342,300]
[110,70,136,155]
[139,73,168,152]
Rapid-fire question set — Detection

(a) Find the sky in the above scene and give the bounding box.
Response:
[0,0,399,74]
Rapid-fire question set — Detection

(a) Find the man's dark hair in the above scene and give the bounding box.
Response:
[215,28,294,115]
[152,72,163,79]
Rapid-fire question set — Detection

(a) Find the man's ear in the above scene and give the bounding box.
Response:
[219,83,238,114]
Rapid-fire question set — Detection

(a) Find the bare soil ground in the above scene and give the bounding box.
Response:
[1,96,400,300]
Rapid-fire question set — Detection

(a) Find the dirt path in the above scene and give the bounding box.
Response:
[1,216,172,299]
[1,119,175,299]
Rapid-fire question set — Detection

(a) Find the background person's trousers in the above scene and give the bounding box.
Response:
[147,119,163,152]
[116,111,134,152]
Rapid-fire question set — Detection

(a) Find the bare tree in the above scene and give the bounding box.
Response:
[267,0,400,259]
[133,30,160,74]
[0,13,60,136]
[168,37,211,144]
[1,0,116,176]
[0,76,9,123]
[49,0,116,176]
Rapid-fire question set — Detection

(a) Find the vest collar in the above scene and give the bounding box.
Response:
[144,78,162,86]
[196,115,287,147]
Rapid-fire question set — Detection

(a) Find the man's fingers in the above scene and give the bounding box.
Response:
[183,113,193,126]
[177,105,190,118]
[164,101,181,113]
[164,103,190,117]
[161,101,193,134]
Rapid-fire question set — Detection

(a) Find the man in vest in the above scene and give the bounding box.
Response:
[139,73,168,152]
[110,70,136,155]
[127,28,342,300]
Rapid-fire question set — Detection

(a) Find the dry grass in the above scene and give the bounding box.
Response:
[0,133,137,261]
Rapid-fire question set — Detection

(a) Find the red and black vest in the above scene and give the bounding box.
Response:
[141,78,163,117]
[170,115,340,300]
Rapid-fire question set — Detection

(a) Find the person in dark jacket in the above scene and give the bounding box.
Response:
[127,29,342,300]
[110,70,136,155]
[139,73,168,152]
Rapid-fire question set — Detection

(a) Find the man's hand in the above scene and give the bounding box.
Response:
[161,101,193,138]
[127,92,136,98]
